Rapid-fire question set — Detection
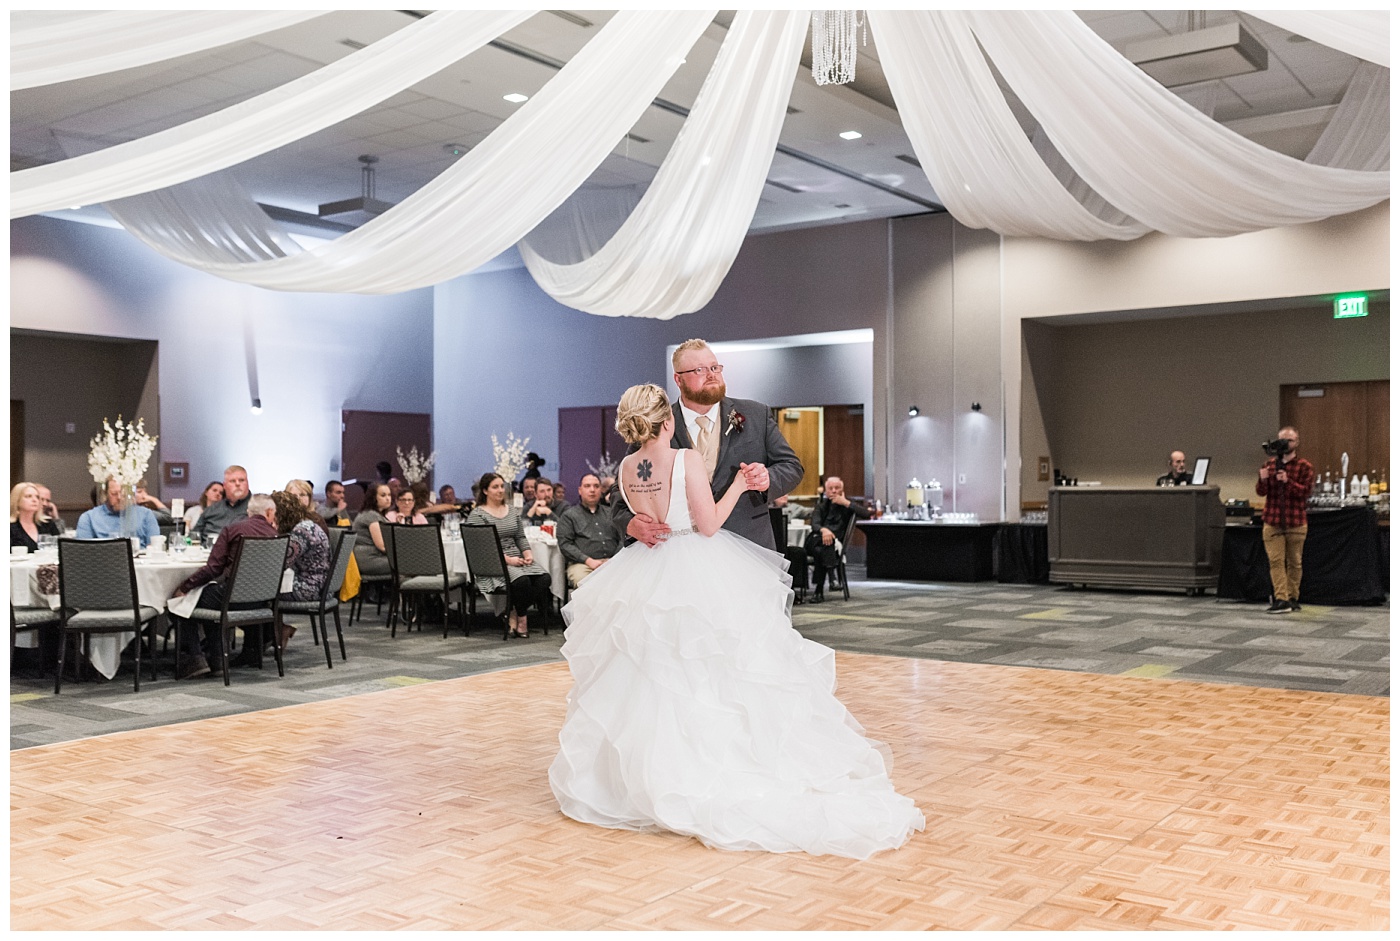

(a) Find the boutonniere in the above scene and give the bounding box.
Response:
[725,409,745,436]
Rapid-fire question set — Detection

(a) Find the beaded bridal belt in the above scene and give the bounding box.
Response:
[656,527,696,541]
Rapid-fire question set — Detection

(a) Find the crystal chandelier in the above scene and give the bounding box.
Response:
[811,10,866,86]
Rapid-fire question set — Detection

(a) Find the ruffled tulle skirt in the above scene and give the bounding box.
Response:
[548,530,924,859]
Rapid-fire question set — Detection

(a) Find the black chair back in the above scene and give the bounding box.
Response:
[57,538,138,612]
[226,536,291,606]
[460,523,508,580]
[391,524,446,579]
[840,510,860,556]
[324,531,357,599]
[769,507,786,550]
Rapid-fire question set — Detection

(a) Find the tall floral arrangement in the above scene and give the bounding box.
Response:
[587,451,618,481]
[396,445,436,485]
[87,416,158,487]
[491,432,531,481]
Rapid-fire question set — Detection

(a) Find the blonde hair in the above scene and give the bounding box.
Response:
[615,384,672,445]
[671,339,712,372]
[9,482,38,523]
[283,479,313,499]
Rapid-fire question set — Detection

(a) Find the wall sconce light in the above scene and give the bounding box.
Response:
[250,398,263,415]
[970,402,982,412]
[908,405,920,417]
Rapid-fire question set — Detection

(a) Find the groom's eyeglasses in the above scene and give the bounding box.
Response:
[676,364,724,377]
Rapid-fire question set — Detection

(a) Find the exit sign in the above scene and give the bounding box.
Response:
[1334,294,1369,319]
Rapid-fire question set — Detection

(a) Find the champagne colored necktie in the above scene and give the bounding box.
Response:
[695,415,718,481]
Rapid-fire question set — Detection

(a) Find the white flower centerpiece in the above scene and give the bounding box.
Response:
[492,432,531,493]
[396,445,436,485]
[587,451,618,483]
[87,416,158,536]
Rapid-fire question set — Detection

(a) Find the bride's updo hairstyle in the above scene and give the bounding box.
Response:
[616,384,671,446]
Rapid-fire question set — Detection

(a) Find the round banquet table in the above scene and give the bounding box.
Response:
[10,548,210,679]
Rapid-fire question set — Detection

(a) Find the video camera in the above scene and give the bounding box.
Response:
[1262,438,1291,458]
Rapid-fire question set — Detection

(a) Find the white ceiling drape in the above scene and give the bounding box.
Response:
[10,11,535,220]
[1246,11,1390,68]
[10,11,328,90]
[868,10,1148,241]
[967,10,1389,238]
[147,10,715,293]
[1306,62,1390,171]
[519,10,807,318]
[103,175,303,265]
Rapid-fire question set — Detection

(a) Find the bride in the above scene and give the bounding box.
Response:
[549,384,924,859]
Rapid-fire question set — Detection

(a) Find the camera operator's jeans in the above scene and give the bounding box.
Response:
[1261,523,1307,601]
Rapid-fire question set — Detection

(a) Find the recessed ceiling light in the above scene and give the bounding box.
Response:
[503,93,529,103]
[839,130,862,140]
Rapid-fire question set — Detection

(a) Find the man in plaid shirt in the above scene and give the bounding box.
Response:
[1255,426,1314,613]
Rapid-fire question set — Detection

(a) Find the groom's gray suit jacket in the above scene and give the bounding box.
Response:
[611,397,803,551]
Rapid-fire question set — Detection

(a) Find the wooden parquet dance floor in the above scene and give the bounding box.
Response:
[11,653,1388,930]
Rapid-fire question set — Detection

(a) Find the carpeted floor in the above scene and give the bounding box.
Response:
[10,567,1388,748]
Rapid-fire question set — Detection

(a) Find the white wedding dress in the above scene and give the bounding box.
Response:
[549,450,924,859]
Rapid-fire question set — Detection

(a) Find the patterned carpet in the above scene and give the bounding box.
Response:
[10,567,1388,748]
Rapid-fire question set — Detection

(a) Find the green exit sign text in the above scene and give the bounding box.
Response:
[1334,294,1368,319]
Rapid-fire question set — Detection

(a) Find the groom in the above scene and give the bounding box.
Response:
[614,338,804,550]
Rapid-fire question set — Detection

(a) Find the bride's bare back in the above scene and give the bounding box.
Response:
[619,448,679,525]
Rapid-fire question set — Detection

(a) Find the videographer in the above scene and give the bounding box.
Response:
[1255,426,1313,613]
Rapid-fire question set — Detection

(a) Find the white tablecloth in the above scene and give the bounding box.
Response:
[11,550,209,679]
[10,549,291,680]
[443,532,567,604]
[787,521,811,548]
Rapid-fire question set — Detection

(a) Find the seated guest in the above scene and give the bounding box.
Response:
[351,483,394,576]
[1156,450,1193,487]
[467,472,552,638]
[524,478,566,525]
[10,482,61,552]
[387,477,404,503]
[185,481,223,533]
[519,476,537,507]
[76,477,160,548]
[804,476,870,603]
[386,487,429,525]
[134,479,175,528]
[272,490,330,603]
[282,479,329,531]
[36,484,66,534]
[422,483,464,516]
[316,479,352,525]
[170,493,280,676]
[191,465,251,539]
[557,474,621,588]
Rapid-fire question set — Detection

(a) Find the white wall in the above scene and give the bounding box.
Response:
[10,216,434,501]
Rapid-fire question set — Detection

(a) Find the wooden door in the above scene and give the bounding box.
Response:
[341,410,432,496]
[821,405,865,497]
[1279,380,1389,481]
[11,400,24,486]
[775,407,821,498]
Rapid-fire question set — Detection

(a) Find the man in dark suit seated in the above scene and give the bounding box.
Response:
[612,338,803,552]
[805,475,869,603]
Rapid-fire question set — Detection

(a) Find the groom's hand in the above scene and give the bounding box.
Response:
[740,462,770,492]
[628,512,670,548]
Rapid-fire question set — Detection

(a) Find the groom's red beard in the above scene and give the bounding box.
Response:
[686,381,726,408]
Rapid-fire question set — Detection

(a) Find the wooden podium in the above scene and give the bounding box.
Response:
[1048,486,1225,594]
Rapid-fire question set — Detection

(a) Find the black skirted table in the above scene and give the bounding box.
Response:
[994,522,1050,584]
[1217,506,1388,605]
[857,520,999,582]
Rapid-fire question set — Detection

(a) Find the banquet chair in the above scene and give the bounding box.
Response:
[349,531,395,627]
[459,523,524,640]
[54,538,160,694]
[279,530,355,669]
[11,602,59,679]
[831,512,860,601]
[770,507,810,603]
[184,535,290,687]
[386,523,469,638]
